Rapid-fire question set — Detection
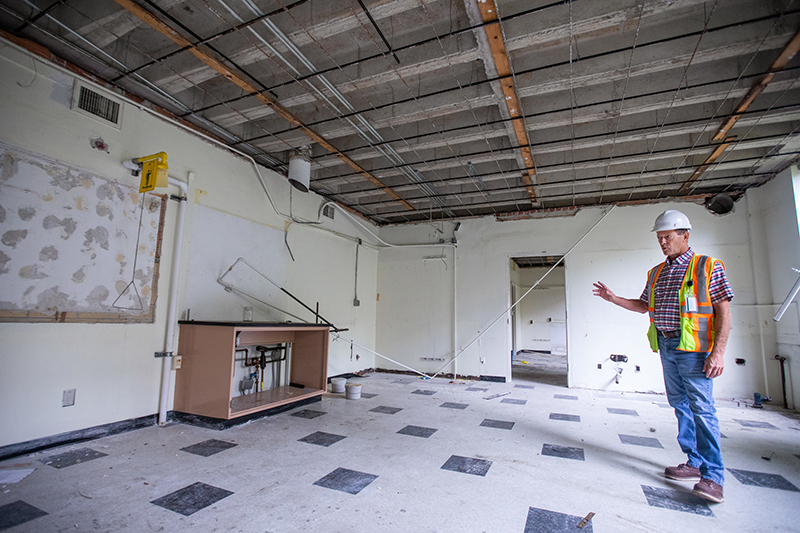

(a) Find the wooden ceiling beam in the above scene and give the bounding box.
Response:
[477,0,536,202]
[111,0,414,211]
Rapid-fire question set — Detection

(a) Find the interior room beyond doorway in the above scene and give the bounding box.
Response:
[510,257,567,387]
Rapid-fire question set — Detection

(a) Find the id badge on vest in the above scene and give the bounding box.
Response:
[686,295,698,313]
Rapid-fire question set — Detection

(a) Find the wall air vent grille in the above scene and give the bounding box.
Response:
[323,204,335,219]
[72,83,122,128]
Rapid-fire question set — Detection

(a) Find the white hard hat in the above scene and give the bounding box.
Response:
[652,210,692,232]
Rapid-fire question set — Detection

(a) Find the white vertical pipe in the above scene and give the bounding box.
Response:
[158,174,190,425]
[453,245,458,379]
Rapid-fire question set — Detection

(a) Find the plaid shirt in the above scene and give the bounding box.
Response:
[639,248,734,332]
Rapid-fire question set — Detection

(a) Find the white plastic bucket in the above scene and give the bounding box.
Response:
[330,377,346,393]
[345,383,362,400]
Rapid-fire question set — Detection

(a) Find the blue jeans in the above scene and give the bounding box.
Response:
[658,335,724,486]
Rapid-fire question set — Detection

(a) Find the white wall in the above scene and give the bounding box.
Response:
[748,169,800,409]
[376,242,456,375]
[377,200,779,400]
[0,41,378,447]
[513,266,566,353]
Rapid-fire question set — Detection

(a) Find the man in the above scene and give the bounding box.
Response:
[592,210,733,504]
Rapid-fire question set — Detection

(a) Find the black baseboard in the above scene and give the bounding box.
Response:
[0,414,158,461]
[480,375,507,383]
[170,395,322,430]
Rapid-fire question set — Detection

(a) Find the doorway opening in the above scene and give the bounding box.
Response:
[510,256,568,387]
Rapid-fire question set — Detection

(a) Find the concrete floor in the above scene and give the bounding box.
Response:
[1,371,799,532]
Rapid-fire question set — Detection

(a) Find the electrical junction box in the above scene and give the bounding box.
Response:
[173,356,183,369]
[62,389,76,407]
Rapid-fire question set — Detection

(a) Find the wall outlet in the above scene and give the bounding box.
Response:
[480,357,485,364]
[173,355,183,369]
[62,389,76,407]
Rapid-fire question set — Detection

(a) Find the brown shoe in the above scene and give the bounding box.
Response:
[664,463,701,482]
[693,478,724,503]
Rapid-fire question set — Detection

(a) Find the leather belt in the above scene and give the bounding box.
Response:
[657,330,680,339]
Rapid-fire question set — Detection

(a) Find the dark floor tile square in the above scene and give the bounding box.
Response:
[554,394,578,401]
[298,431,347,447]
[360,393,378,399]
[640,485,713,517]
[0,500,48,531]
[795,454,800,461]
[180,439,238,457]
[397,425,438,438]
[391,379,413,384]
[720,432,728,439]
[619,434,663,448]
[542,443,585,461]
[466,387,488,392]
[655,402,672,408]
[41,447,107,468]
[480,419,515,430]
[313,467,378,495]
[549,413,580,422]
[151,482,233,516]
[728,468,800,491]
[291,409,326,419]
[734,419,779,429]
[440,402,469,410]
[501,398,527,405]
[608,407,639,416]
[412,389,437,396]
[524,506,593,533]
[370,406,403,415]
[441,455,492,476]
[514,384,536,390]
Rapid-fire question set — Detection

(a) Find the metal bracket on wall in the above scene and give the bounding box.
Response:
[154,351,173,358]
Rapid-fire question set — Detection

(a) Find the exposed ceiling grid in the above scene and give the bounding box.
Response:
[1,0,799,224]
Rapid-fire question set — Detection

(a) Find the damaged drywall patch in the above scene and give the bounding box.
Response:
[2,229,28,248]
[39,245,58,262]
[96,204,113,220]
[36,285,76,311]
[0,150,17,186]
[0,142,164,319]
[18,206,35,221]
[0,250,10,274]
[83,226,109,250]
[19,264,48,279]
[97,182,126,203]
[42,215,77,239]
[86,285,109,305]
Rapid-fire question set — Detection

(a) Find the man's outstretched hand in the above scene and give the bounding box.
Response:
[593,282,616,303]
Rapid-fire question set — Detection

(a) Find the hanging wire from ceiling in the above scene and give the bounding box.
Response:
[625,0,720,202]
[656,0,797,198]
[598,1,645,205]
[277,0,479,220]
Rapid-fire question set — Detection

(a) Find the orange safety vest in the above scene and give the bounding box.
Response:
[646,254,723,353]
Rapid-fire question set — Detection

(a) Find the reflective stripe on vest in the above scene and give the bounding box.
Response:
[647,254,722,353]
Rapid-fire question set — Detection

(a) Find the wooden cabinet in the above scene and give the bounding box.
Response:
[174,321,329,421]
